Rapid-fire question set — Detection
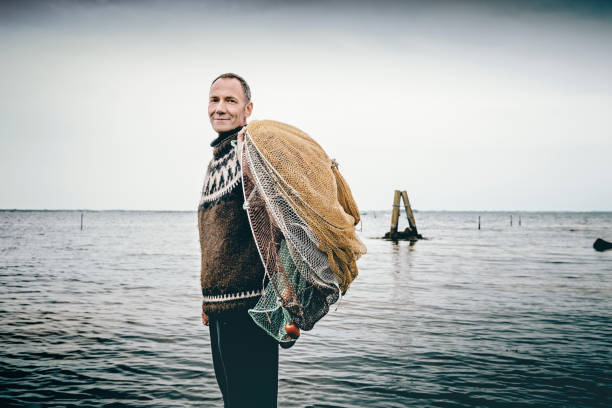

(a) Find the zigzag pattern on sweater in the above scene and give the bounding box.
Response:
[202,289,264,304]
[199,146,241,208]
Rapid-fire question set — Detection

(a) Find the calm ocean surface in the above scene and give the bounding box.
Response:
[1,210,611,407]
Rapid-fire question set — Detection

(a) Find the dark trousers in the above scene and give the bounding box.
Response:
[209,310,279,408]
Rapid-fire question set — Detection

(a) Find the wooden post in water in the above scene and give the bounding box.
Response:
[384,190,422,240]
[401,191,418,234]
[510,215,513,226]
[80,212,84,231]
[519,215,522,226]
[389,190,401,235]
[478,216,481,230]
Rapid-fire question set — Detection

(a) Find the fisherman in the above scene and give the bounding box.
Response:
[198,73,278,407]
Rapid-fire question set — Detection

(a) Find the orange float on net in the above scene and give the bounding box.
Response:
[285,322,300,339]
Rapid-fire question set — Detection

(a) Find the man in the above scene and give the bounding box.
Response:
[198,73,278,407]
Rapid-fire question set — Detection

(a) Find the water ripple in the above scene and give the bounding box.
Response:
[1,210,611,406]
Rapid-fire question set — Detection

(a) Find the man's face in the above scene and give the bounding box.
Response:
[208,78,253,133]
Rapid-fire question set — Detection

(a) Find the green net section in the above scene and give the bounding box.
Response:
[248,240,300,344]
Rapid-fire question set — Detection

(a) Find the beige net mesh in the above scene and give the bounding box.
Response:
[240,120,366,343]
[245,120,366,293]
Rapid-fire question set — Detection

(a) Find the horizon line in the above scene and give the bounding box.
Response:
[1,208,610,213]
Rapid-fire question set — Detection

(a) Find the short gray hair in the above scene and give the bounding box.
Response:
[211,72,251,102]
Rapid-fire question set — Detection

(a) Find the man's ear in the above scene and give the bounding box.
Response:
[244,101,253,120]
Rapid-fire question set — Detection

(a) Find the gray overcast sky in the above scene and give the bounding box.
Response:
[1,0,611,211]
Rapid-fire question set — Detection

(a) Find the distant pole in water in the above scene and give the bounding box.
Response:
[510,215,513,226]
[478,216,481,230]
[519,215,522,226]
[80,213,83,231]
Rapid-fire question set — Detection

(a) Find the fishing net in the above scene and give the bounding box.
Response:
[240,120,366,344]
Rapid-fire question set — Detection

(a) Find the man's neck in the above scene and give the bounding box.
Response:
[210,125,244,147]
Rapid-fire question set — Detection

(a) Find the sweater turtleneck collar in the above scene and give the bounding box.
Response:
[210,125,244,148]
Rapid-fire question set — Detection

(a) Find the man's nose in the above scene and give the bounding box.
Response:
[215,100,227,114]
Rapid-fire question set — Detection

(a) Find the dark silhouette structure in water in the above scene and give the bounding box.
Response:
[593,238,612,252]
[383,190,423,241]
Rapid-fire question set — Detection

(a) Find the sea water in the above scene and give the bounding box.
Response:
[1,210,611,407]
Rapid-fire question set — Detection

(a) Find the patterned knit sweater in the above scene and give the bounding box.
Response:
[198,126,265,314]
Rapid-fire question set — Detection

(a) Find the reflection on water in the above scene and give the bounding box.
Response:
[1,211,611,407]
